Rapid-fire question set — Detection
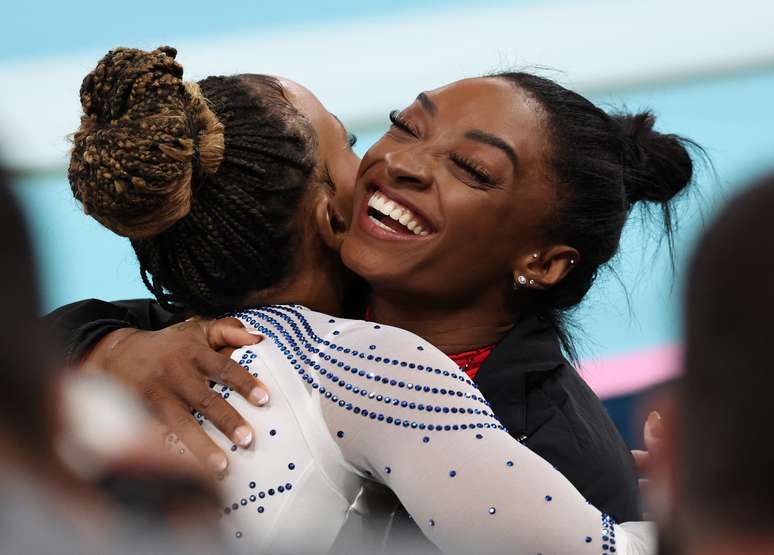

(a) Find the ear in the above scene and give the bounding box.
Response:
[511,245,580,290]
[313,192,347,252]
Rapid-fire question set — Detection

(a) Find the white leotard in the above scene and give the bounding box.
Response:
[197,305,654,555]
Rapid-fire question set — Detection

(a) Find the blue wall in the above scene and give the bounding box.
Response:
[13,69,774,363]
[5,0,773,447]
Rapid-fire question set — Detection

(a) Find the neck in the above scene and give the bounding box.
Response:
[369,288,517,355]
[244,237,347,317]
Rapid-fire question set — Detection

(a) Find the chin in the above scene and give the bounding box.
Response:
[341,237,389,283]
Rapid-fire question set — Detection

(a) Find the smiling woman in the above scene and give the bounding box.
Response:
[47,46,663,555]
[50,70,698,540]
[343,73,694,357]
[338,73,697,548]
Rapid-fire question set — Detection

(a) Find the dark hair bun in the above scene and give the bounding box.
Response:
[68,46,224,239]
[614,111,693,206]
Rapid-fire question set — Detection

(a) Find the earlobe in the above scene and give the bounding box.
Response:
[314,197,346,252]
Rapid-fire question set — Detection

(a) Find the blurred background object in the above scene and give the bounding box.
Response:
[0,152,227,555]
[2,0,773,446]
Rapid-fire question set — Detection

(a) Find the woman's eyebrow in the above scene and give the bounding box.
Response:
[416,93,437,116]
[465,129,519,171]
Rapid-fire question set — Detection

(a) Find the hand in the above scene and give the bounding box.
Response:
[632,410,663,517]
[84,318,268,473]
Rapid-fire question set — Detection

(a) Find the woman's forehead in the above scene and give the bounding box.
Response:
[419,77,545,162]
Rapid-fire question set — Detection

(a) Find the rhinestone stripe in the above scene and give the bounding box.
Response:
[237,308,496,415]
[600,513,617,553]
[234,311,506,434]
[255,305,483,397]
[223,479,295,516]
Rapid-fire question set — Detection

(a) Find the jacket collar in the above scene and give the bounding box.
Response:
[475,314,568,436]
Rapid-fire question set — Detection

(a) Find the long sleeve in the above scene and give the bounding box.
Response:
[43,298,182,363]
[237,305,653,555]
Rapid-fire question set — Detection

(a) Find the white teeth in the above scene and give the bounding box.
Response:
[369,215,396,232]
[367,190,432,237]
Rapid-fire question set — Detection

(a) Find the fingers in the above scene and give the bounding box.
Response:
[171,373,255,450]
[157,398,229,474]
[631,449,651,476]
[644,410,664,452]
[195,350,270,407]
[206,318,263,350]
[199,391,256,450]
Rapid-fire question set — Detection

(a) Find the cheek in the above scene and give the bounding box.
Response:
[441,191,514,249]
[332,153,360,220]
[357,138,391,178]
[436,192,545,273]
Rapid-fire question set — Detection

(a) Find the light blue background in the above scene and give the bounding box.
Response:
[5,0,774,363]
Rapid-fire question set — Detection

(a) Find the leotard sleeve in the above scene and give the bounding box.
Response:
[262,307,656,555]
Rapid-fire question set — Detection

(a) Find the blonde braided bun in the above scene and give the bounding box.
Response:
[68,46,224,239]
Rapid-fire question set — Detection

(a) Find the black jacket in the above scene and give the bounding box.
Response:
[378,313,641,554]
[46,299,641,551]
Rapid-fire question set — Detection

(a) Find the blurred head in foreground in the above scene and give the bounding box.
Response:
[0,165,60,468]
[668,173,774,554]
[0,162,227,554]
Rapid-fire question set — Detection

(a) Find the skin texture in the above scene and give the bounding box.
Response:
[341,77,577,353]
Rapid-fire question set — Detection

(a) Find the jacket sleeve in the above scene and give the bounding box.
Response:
[43,298,183,364]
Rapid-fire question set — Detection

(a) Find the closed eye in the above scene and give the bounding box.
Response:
[450,153,496,188]
[389,110,419,137]
[348,133,358,148]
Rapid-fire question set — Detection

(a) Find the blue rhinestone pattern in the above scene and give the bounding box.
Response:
[229,306,507,435]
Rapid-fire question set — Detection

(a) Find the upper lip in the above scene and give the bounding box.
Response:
[367,182,437,232]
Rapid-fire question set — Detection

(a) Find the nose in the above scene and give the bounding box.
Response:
[384,147,433,190]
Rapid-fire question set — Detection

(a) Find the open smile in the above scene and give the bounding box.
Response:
[358,186,437,241]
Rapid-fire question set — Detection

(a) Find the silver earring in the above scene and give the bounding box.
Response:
[528,279,535,286]
[532,253,539,259]
[513,275,527,290]
[570,259,576,265]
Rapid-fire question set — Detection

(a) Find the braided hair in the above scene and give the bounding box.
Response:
[69,47,317,316]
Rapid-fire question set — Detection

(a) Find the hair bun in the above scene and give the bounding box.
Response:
[68,46,224,240]
[614,111,693,207]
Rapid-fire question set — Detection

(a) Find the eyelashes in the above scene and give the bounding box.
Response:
[389,110,418,136]
[388,109,497,189]
[450,153,495,187]
[348,133,358,148]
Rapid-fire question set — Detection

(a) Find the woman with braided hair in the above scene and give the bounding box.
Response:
[69,46,347,317]
[52,44,700,553]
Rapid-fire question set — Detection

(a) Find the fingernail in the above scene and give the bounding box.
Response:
[246,330,263,342]
[234,425,253,447]
[208,453,228,472]
[648,411,663,431]
[250,387,270,406]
